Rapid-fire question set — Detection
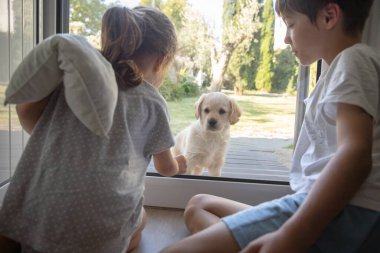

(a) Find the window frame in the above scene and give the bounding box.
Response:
[62,0,304,208]
[11,0,376,209]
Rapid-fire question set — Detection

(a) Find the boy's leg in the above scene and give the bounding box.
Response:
[358,215,380,252]
[160,221,240,253]
[127,208,147,253]
[173,193,305,253]
[308,205,380,253]
[184,194,251,233]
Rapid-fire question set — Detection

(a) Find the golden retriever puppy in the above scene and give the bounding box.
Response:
[172,92,241,176]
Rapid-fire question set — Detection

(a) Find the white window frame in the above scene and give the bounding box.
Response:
[144,0,380,209]
[144,176,292,208]
[2,0,379,210]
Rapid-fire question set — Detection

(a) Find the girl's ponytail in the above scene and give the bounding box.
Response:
[101,7,144,88]
[100,6,177,89]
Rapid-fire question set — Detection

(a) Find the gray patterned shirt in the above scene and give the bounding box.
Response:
[0,81,174,253]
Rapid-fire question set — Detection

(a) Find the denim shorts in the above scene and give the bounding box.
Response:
[222,193,380,252]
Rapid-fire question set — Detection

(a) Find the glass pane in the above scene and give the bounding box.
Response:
[21,0,34,153]
[0,0,10,184]
[9,0,24,177]
[69,0,299,182]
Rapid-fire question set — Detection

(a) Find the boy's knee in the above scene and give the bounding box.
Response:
[184,194,215,231]
[184,194,210,218]
[186,194,213,209]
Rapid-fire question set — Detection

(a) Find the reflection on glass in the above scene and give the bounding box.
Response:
[0,0,10,184]
[0,84,10,184]
[10,0,32,176]
[0,0,35,184]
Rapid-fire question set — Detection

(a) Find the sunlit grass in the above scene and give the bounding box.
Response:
[168,91,296,139]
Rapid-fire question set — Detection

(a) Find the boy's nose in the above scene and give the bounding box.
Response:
[284,28,291,45]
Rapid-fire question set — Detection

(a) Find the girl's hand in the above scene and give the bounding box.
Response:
[175,155,187,174]
[239,230,308,253]
[16,95,51,134]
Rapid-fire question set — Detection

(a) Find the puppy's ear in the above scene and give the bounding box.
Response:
[229,98,241,125]
[194,94,206,119]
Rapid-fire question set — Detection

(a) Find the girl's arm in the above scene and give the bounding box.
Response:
[16,96,51,135]
[243,103,373,253]
[153,149,187,177]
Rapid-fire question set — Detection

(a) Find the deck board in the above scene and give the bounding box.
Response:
[1,130,293,183]
[147,137,293,182]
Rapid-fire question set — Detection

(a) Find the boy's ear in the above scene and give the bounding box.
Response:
[321,3,341,30]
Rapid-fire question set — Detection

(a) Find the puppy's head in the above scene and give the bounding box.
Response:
[195,92,241,132]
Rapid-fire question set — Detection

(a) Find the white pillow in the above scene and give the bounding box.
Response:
[4,34,118,137]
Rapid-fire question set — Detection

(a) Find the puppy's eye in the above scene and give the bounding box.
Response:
[219,109,226,115]
[204,108,210,114]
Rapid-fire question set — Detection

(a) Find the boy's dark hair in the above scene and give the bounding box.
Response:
[275,0,374,36]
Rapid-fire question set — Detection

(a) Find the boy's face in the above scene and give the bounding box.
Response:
[282,10,324,65]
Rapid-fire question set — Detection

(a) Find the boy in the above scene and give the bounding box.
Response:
[161,0,380,252]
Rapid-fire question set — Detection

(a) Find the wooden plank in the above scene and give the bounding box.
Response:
[147,137,293,182]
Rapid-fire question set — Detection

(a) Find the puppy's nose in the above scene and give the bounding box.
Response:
[208,118,217,128]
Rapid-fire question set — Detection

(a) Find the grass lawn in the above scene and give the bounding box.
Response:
[168,91,296,139]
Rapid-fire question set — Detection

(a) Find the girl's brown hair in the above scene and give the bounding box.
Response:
[101,6,177,88]
[275,0,374,37]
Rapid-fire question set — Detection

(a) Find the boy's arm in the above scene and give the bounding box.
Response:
[16,96,51,135]
[153,149,187,177]
[242,103,373,253]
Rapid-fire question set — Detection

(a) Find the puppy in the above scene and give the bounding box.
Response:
[172,92,241,176]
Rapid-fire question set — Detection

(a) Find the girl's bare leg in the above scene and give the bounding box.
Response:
[0,235,21,253]
[160,221,240,253]
[184,194,251,233]
[127,208,147,253]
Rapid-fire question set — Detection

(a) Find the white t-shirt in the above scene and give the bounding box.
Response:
[291,43,380,212]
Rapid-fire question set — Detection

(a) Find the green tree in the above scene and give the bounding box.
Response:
[272,47,298,92]
[286,63,298,95]
[227,39,254,94]
[209,0,260,92]
[176,6,212,75]
[254,0,275,92]
[70,0,107,36]
[226,0,263,93]
[139,0,163,7]
[161,0,186,31]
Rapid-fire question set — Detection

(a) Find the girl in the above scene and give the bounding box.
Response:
[0,5,186,253]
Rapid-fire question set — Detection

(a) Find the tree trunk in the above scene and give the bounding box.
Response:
[209,44,235,92]
[209,32,247,92]
[234,80,244,95]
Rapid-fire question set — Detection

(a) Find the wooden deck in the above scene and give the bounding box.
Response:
[147,137,293,182]
[1,130,293,184]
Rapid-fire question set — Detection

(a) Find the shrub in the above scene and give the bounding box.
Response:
[160,71,200,101]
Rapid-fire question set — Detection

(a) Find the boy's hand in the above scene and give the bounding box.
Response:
[175,155,187,174]
[240,229,309,253]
